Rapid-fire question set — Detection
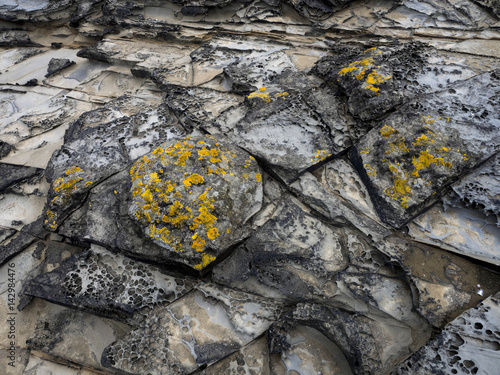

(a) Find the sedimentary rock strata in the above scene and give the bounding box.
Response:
[1,1,500,374]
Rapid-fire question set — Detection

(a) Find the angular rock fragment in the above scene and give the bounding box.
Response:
[225,89,336,183]
[380,237,500,327]
[26,306,130,373]
[449,152,500,224]
[351,70,500,228]
[407,200,500,265]
[289,171,391,241]
[45,58,76,78]
[213,195,348,300]
[0,31,42,47]
[43,97,186,232]
[128,134,263,270]
[396,292,500,375]
[196,337,270,375]
[270,302,429,375]
[25,245,196,323]
[0,218,48,265]
[0,163,43,193]
[269,325,353,375]
[103,284,283,374]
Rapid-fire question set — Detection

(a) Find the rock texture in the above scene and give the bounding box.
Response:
[1,0,500,375]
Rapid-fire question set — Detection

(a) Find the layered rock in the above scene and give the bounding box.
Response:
[1,0,500,374]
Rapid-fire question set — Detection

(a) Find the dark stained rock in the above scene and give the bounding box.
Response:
[24,245,196,323]
[448,152,500,224]
[270,302,429,375]
[380,237,500,327]
[0,31,42,47]
[45,58,76,78]
[0,140,12,158]
[0,217,48,265]
[213,195,348,301]
[0,163,43,193]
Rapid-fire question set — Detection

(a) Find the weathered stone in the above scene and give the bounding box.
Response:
[407,200,500,265]
[351,70,500,228]
[213,195,348,300]
[0,31,42,47]
[0,163,43,193]
[25,244,197,323]
[196,337,270,375]
[45,58,76,78]
[449,152,500,224]
[26,306,130,373]
[42,96,186,232]
[379,237,500,327]
[271,302,429,375]
[289,171,391,241]
[396,292,500,375]
[269,325,353,375]
[103,284,283,374]
[128,134,263,270]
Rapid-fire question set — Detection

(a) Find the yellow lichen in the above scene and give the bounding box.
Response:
[338,48,392,95]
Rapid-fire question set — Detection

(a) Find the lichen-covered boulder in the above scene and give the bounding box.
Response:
[128,134,263,270]
[350,69,500,228]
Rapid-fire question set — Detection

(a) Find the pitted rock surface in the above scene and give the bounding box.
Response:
[129,134,263,270]
[2,0,500,374]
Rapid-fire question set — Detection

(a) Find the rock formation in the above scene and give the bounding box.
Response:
[1,0,500,374]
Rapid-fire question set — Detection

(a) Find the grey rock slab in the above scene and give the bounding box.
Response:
[0,163,43,193]
[102,283,283,375]
[0,0,76,22]
[0,218,48,265]
[45,58,76,78]
[213,195,348,301]
[407,200,500,265]
[271,302,430,375]
[43,97,186,232]
[395,292,500,375]
[269,325,353,375]
[162,85,243,129]
[0,48,86,86]
[26,304,130,374]
[195,336,270,375]
[289,171,391,241]
[449,152,500,224]
[25,244,197,324]
[379,237,500,327]
[0,30,42,47]
[351,69,500,228]
[225,90,336,183]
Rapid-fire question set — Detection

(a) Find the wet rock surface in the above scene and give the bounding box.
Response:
[1,0,500,374]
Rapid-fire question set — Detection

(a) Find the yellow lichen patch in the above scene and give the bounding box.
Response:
[193,253,216,270]
[376,115,462,209]
[338,49,392,95]
[384,164,412,209]
[380,125,397,138]
[183,173,204,187]
[255,173,262,182]
[311,149,332,162]
[207,227,219,239]
[248,91,271,103]
[65,166,83,175]
[364,164,377,177]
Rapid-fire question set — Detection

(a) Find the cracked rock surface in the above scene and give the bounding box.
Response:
[1,0,500,374]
